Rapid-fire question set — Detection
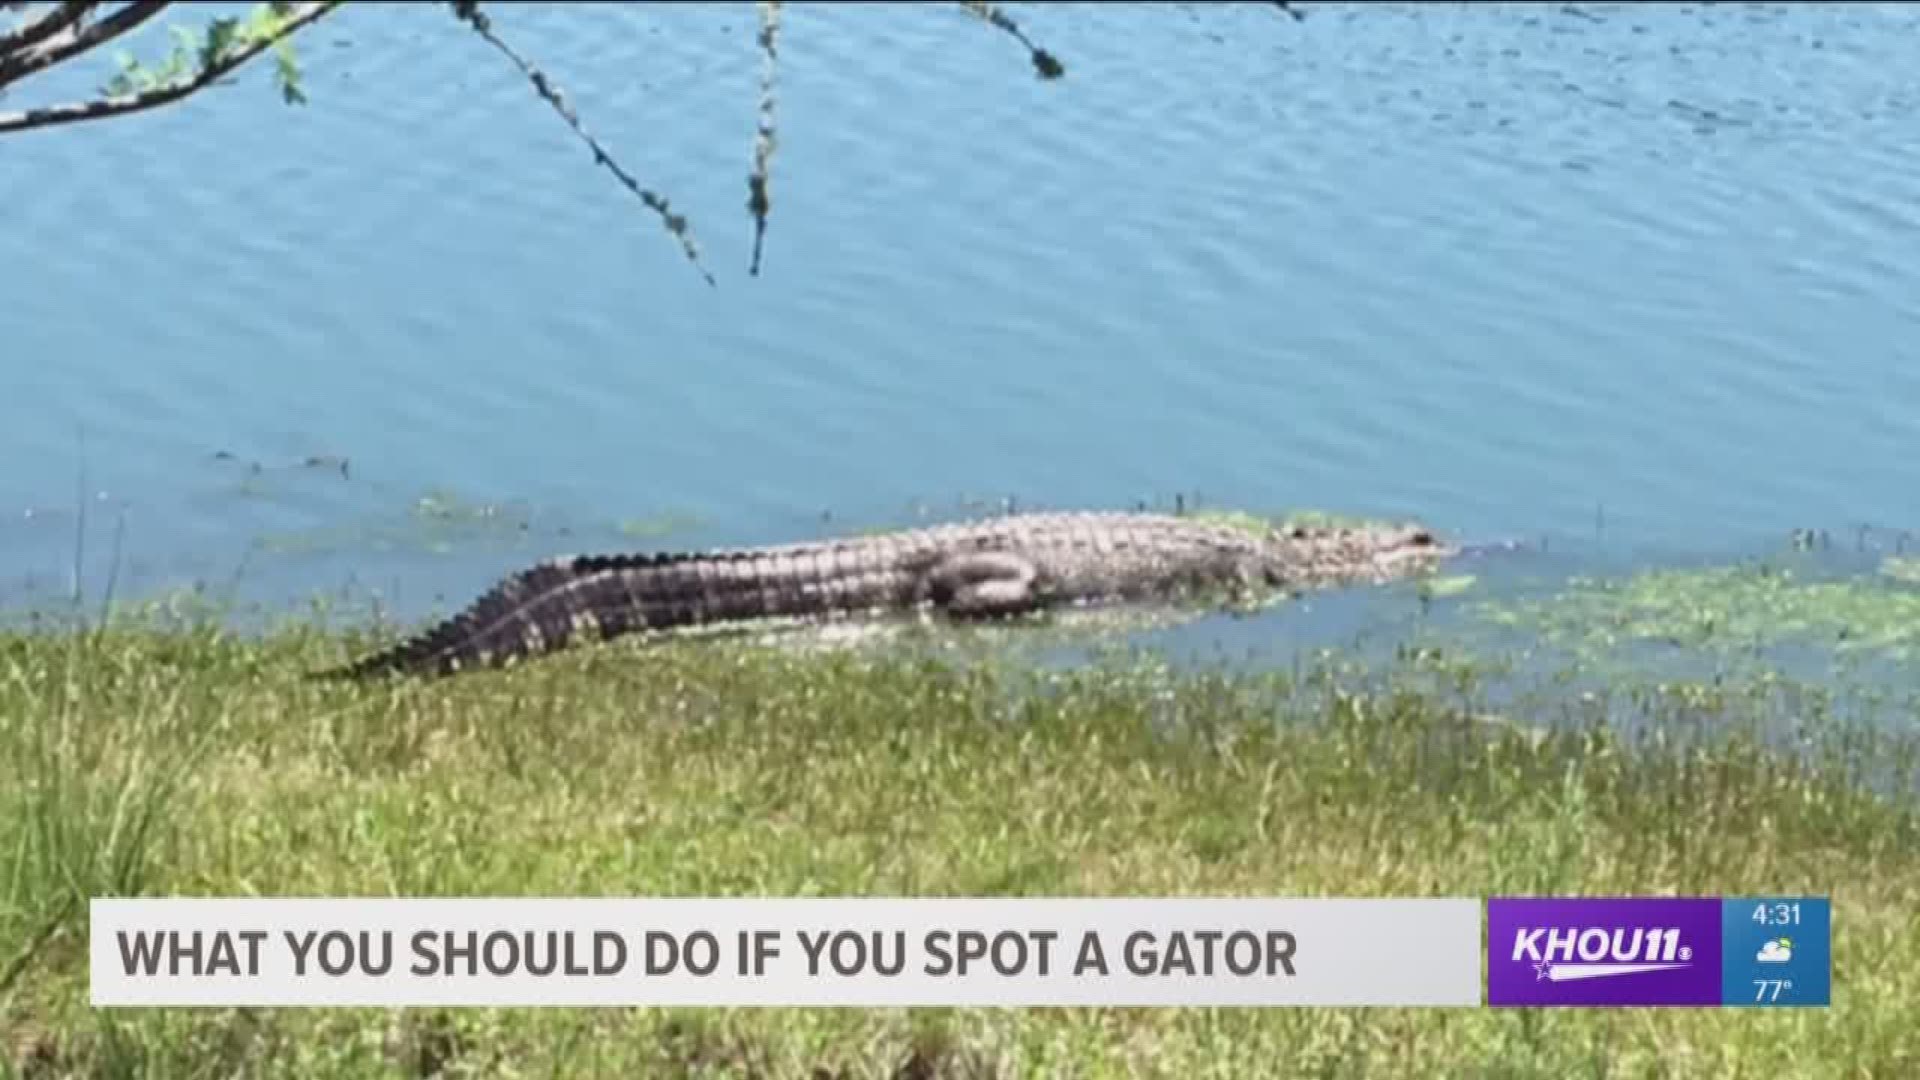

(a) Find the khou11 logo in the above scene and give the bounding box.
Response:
[1487,896,1832,1007]
[1487,898,1724,1007]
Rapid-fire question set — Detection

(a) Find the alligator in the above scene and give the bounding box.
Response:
[318,510,1453,680]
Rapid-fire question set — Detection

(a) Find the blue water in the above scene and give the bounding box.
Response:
[4,2,1919,627]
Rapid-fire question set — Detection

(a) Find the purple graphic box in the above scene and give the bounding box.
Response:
[1488,898,1723,1007]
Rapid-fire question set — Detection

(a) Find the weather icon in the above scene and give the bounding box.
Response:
[1757,938,1793,964]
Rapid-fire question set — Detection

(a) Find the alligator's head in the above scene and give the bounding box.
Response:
[1256,521,1455,589]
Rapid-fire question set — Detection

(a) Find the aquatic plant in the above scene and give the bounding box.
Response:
[1474,562,1920,662]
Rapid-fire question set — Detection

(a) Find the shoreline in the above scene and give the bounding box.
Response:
[3,621,1915,1075]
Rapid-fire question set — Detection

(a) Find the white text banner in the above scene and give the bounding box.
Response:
[91,897,1481,1007]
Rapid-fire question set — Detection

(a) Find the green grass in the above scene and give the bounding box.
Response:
[1,615,1916,1078]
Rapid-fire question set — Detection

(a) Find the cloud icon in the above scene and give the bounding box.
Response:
[1757,939,1792,963]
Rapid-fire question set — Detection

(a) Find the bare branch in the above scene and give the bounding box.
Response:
[449,1,714,287]
[1269,1,1306,22]
[0,1,336,134]
[0,1,170,91]
[747,0,779,277]
[956,1,1063,79]
[0,1,96,58]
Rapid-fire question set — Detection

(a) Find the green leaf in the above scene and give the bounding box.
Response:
[273,37,305,105]
[200,17,241,72]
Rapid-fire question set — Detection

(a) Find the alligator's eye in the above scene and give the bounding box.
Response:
[1289,526,1308,539]
[1409,530,1436,546]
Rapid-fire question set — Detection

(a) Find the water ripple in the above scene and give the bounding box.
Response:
[2,2,1918,614]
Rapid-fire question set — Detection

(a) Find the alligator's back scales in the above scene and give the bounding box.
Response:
[319,510,1452,680]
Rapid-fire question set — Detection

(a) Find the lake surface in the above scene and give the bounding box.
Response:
[3,2,1919,638]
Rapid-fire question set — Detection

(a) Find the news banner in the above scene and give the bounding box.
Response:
[89,895,1830,1008]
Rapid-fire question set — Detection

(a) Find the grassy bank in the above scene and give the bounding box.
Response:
[2,617,1917,1078]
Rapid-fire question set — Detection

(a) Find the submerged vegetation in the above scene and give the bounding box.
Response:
[1471,558,1920,668]
[1,599,1916,1076]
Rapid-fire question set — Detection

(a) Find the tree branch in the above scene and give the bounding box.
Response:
[0,1,97,59]
[449,1,715,287]
[0,1,336,134]
[746,0,779,277]
[956,1,1063,79]
[0,0,170,91]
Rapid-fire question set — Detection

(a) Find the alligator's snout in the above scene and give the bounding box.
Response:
[1405,528,1455,556]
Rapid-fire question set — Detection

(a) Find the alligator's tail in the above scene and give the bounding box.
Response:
[312,551,754,681]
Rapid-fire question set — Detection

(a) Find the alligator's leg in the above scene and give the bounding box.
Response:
[925,551,1047,619]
